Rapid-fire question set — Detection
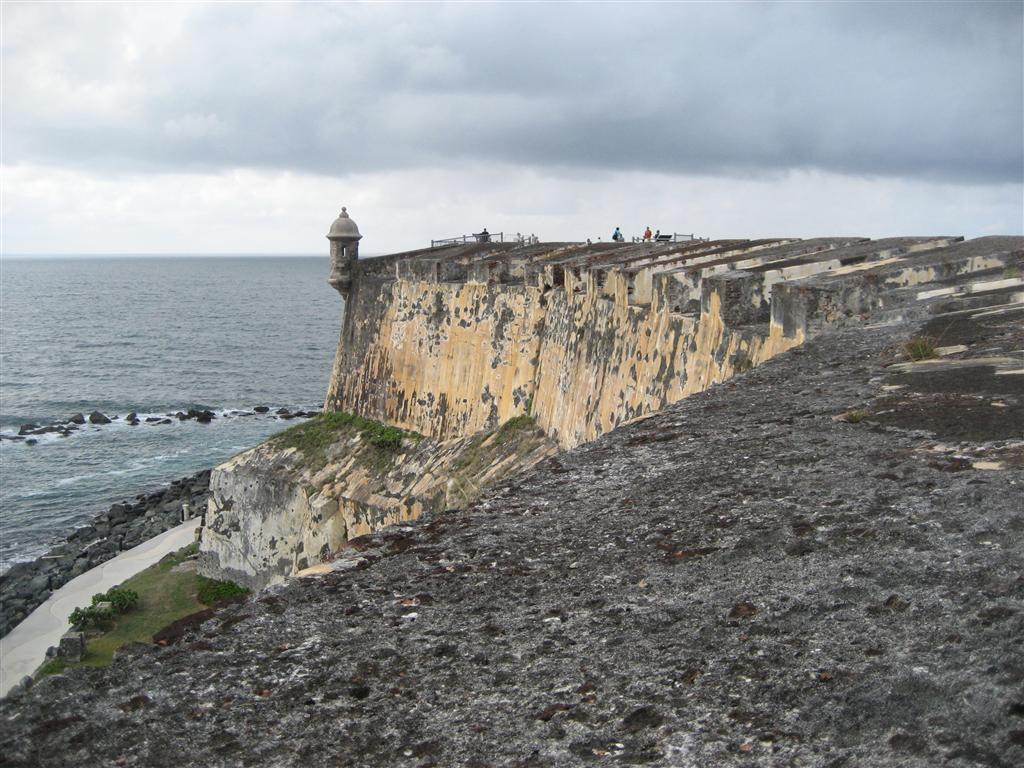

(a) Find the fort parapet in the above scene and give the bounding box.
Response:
[197,213,1022,588]
[324,224,1018,449]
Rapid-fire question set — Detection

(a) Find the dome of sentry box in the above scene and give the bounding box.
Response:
[327,207,362,240]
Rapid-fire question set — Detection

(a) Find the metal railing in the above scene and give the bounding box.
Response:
[431,231,506,248]
[631,232,708,244]
[430,232,539,248]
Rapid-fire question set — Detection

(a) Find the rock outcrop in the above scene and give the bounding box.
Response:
[199,417,556,589]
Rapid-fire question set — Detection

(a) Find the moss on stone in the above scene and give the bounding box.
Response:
[269,411,421,471]
[496,414,535,438]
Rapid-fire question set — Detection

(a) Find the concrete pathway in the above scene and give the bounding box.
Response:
[0,518,201,698]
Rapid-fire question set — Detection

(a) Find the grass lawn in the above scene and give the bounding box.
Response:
[37,543,212,677]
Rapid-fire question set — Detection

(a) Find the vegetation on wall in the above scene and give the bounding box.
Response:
[269,411,421,471]
[904,336,939,361]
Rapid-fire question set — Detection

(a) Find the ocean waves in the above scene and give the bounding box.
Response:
[0,255,341,571]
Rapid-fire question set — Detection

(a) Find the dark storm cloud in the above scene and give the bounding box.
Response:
[5,1,1022,183]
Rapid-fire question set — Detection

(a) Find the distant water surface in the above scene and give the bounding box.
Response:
[0,256,342,571]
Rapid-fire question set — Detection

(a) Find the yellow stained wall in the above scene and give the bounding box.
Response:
[326,271,802,450]
[326,279,546,440]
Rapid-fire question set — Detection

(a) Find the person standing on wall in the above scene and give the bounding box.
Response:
[643,226,652,242]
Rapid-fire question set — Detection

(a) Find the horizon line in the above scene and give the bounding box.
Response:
[0,252,358,259]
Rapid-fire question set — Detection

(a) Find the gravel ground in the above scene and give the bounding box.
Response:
[1,320,1021,767]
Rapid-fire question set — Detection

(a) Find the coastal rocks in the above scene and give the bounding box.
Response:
[176,408,216,423]
[1,406,318,445]
[0,469,212,639]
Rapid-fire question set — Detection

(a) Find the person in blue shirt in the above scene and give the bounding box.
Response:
[612,227,624,242]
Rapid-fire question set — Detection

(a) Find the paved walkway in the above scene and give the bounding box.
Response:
[0,518,201,698]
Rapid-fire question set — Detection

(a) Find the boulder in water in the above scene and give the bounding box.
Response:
[89,411,111,425]
[253,406,270,413]
[17,424,40,436]
[68,413,86,425]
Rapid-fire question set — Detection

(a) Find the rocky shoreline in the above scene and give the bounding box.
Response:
[0,469,212,638]
[1,405,319,445]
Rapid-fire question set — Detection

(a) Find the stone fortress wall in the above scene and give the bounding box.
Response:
[325,232,1020,448]
[198,213,1022,589]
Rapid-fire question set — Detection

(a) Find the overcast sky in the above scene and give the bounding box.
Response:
[2,1,1022,255]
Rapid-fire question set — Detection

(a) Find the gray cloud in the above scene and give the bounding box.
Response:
[4,1,1022,184]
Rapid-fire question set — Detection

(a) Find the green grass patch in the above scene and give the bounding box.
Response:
[36,657,69,677]
[37,544,210,678]
[496,414,535,439]
[196,576,249,605]
[904,336,939,361]
[447,415,543,508]
[269,411,421,471]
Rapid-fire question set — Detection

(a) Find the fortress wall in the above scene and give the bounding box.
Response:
[530,290,693,447]
[326,262,805,449]
[323,236,1018,451]
[531,278,804,447]
[200,233,1021,586]
[325,276,546,440]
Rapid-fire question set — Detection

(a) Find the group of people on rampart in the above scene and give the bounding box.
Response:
[611,226,664,243]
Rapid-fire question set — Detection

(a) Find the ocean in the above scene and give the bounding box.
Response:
[0,256,343,572]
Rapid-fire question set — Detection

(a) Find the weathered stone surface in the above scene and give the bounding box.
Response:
[325,236,1020,450]
[57,631,85,663]
[198,421,557,589]
[2,318,1021,766]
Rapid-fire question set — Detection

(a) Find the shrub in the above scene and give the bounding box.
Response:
[367,425,405,451]
[92,587,138,613]
[196,577,250,606]
[904,336,938,361]
[840,409,866,424]
[70,586,140,629]
[69,604,113,630]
